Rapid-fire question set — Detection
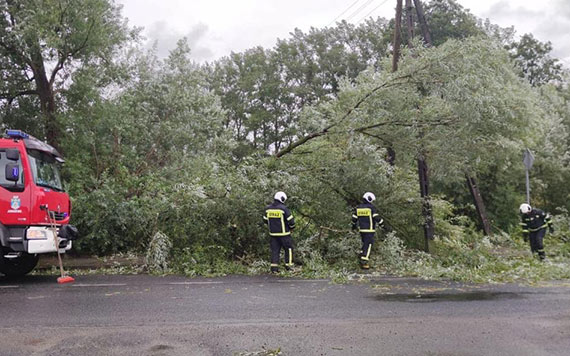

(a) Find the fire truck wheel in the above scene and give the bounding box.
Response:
[0,252,40,277]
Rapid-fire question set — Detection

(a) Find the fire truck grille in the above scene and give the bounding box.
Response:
[53,212,67,221]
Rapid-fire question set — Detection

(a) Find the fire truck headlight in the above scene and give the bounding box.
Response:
[27,229,48,240]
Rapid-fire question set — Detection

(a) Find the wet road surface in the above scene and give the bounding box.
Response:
[0,274,569,355]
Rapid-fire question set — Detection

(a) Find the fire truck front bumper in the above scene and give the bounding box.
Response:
[26,225,79,254]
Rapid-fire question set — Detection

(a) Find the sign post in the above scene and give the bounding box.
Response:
[523,149,535,204]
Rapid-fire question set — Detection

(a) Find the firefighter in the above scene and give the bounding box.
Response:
[519,203,553,260]
[352,192,383,270]
[263,191,296,273]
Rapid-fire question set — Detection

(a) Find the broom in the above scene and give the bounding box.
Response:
[47,209,74,284]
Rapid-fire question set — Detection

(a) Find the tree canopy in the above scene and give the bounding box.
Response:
[0,0,569,271]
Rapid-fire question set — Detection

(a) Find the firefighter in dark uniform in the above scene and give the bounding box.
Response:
[352,192,383,270]
[519,203,553,260]
[263,191,295,273]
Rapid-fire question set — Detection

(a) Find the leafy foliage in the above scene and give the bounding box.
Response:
[1,0,569,284]
[145,231,172,274]
[506,33,564,86]
[0,0,134,146]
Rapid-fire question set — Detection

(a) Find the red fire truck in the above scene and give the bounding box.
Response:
[0,130,78,277]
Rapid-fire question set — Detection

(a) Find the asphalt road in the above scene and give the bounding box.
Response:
[1,274,569,356]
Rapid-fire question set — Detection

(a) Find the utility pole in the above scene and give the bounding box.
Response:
[465,173,491,235]
[412,0,493,237]
[392,0,403,72]
[392,0,493,248]
[405,0,414,45]
[392,0,434,251]
[413,0,432,47]
[410,0,435,249]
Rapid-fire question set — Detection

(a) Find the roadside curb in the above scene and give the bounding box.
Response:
[37,255,144,270]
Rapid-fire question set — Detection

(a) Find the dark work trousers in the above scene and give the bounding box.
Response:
[270,235,294,271]
[360,233,375,264]
[529,228,546,260]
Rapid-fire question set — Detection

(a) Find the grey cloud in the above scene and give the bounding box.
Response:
[144,21,214,61]
[482,1,542,25]
[535,1,570,65]
[554,0,570,17]
[481,1,570,66]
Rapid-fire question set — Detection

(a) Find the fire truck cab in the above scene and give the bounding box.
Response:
[0,130,78,277]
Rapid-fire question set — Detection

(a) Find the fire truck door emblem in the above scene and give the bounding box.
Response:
[10,196,21,210]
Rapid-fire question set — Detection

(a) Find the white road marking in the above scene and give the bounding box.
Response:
[61,280,328,288]
[167,281,224,285]
[0,285,20,289]
[72,283,128,287]
[275,279,328,283]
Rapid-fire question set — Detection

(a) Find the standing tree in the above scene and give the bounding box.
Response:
[0,0,131,148]
[507,33,564,87]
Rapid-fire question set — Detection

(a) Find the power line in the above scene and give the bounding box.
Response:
[356,0,391,24]
[328,0,362,26]
[345,0,375,22]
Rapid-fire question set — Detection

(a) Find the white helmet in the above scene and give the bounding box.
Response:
[274,191,287,203]
[363,192,376,202]
[519,203,531,214]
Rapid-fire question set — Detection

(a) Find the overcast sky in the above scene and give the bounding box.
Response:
[116,0,570,66]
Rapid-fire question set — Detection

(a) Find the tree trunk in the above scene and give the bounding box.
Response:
[418,153,434,250]
[392,0,403,72]
[386,0,403,166]
[413,0,432,47]
[465,173,492,236]
[405,0,414,46]
[30,45,59,150]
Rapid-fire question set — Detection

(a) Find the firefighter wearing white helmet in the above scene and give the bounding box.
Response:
[519,203,553,260]
[351,192,383,269]
[263,191,295,273]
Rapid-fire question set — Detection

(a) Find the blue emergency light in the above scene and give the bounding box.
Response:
[5,129,29,139]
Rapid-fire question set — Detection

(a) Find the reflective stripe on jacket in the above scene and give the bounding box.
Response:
[352,201,382,233]
[263,200,295,236]
[521,208,552,233]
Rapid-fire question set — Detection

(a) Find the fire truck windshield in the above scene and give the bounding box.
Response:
[27,149,63,191]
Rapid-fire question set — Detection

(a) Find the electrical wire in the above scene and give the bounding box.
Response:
[356,0,391,24]
[328,0,362,26]
[345,0,375,22]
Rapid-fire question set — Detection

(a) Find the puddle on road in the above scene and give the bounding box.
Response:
[374,291,525,302]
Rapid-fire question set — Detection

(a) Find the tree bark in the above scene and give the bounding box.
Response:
[465,173,492,236]
[30,44,59,150]
[386,0,403,166]
[418,155,434,248]
[413,0,432,47]
[405,0,414,46]
[392,0,403,72]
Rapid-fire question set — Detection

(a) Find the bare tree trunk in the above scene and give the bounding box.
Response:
[465,173,492,236]
[413,0,432,47]
[386,0,404,166]
[30,44,59,150]
[418,154,434,248]
[405,0,414,46]
[392,0,403,72]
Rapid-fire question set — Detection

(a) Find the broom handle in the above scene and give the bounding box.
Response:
[48,211,65,278]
